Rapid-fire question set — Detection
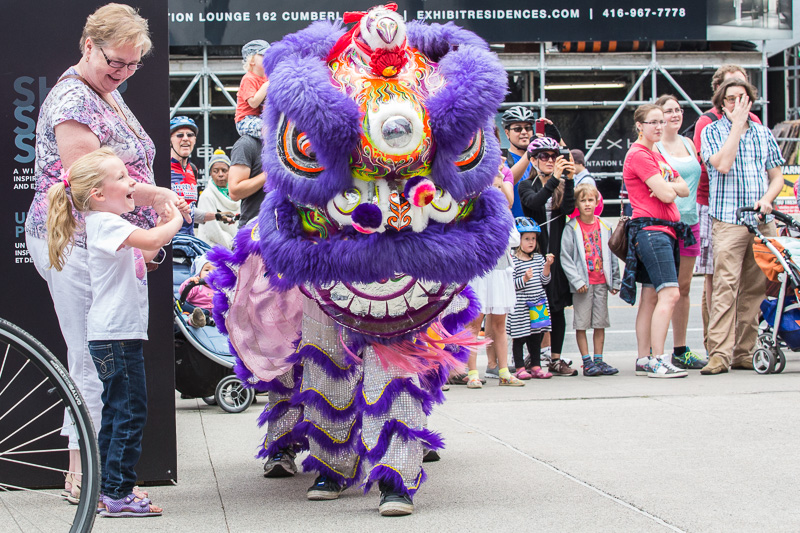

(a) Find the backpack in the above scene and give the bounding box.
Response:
[680,110,719,140]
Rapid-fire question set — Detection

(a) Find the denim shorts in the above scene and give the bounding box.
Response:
[634,230,679,292]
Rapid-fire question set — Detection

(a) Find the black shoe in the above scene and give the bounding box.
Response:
[422,448,440,462]
[379,484,414,516]
[307,475,345,500]
[263,449,297,478]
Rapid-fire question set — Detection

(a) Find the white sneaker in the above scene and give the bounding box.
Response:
[646,357,688,379]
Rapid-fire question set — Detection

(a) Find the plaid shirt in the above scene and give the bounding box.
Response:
[701,117,784,225]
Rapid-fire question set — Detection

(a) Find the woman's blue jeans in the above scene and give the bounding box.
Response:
[88,339,147,499]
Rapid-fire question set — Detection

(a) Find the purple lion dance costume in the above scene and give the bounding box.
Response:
[208,3,510,515]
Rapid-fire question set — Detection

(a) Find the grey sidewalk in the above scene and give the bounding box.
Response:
[89,353,800,533]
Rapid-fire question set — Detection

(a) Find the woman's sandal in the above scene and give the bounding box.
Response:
[66,477,81,505]
[61,472,74,500]
[100,493,162,518]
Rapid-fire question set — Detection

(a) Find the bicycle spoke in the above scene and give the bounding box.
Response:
[0,376,48,423]
[1,427,62,456]
[0,400,60,448]
[0,359,29,399]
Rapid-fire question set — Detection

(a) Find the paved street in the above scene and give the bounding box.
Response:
[8,277,799,532]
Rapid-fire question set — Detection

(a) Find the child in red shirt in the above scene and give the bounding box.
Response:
[561,183,621,376]
[235,40,270,139]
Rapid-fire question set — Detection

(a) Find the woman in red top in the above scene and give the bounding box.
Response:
[622,104,690,378]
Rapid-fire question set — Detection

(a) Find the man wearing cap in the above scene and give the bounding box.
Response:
[170,116,216,235]
[197,149,240,249]
[235,39,270,139]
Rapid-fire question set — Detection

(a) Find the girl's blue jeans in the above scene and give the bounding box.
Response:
[88,339,147,499]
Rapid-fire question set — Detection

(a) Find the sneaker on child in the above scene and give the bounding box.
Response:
[646,356,688,379]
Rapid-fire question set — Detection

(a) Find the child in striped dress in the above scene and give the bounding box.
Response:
[507,217,555,380]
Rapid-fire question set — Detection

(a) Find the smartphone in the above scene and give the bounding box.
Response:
[559,147,571,159]
[535,120,546,136]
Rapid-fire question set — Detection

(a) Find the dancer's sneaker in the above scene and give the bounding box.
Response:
[263,449,297,478]
[378,483,414,516]
[307,475,345,500]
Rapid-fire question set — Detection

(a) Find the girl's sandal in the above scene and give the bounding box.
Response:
[100,493,163,518]
[61,472,74,500]
[530,367,553,379]
[66,477,81,505]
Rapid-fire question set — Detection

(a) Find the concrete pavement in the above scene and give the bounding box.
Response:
[85,351,800,533]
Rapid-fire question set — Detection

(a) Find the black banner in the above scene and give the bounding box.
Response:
[0,1,176,485]
[168,0,707,45]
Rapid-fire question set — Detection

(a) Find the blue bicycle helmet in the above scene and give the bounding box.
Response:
[515,216,541,234]
[170,116,198,135]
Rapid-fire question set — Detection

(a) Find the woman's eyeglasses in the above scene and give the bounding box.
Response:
[100,48,144,71]
[536,153,558,161]
[641,120,667,126]
[173,133,196,139]
[663,108,683,115]
[509,126,533,133]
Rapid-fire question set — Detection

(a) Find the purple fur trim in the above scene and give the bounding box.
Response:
[260,188,512,289]
[302,453,362,487]
[258,426,309,460]
[256,398,291,428]
[290,343,360,381]
[262,53,361,208]
[406,21,490,62]
[363,377,435,417]
[263,20,344,77]
[441,284,481,334]
[362,419,444,464]
[292,380,362,422]
[363,464,426,498]
[295,416,362,456]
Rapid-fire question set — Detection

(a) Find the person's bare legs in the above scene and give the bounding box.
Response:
[636,287,657,357]
[575,330,589,357]
[485,318,498,369]
[592,328,605,355]
[466,314,485,373]
[486,314,510,369]
[672,256,696,347]
[651,287,681,355]
[66,449,80,495]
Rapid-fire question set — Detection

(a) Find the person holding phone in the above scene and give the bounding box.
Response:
[699,78,784,375]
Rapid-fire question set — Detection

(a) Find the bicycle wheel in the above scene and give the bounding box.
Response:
[0,318,99,532]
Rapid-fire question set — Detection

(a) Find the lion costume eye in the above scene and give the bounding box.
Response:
[278,115,324,177]
[453,129,484,172]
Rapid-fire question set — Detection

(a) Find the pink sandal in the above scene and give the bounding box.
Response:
[514,368,532,380]
[530,366,552,379]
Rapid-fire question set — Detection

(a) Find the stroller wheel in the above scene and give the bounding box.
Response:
[202,396,217,405]
[215,375,255,413]
[752,348,775,374]
[773,346,787,374]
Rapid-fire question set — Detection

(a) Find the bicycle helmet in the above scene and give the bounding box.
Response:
[526,136,560,156]
[170,116,198,135]
[515,216,541,234]
[501,106,535,127]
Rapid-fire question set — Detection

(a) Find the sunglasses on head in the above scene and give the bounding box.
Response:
[509,126,533,133]
[173,132,196,139]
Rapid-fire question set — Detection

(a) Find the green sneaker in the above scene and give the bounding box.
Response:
[671,349,706,370]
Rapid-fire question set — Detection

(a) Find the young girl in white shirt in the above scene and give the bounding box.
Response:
[47,147,182,517]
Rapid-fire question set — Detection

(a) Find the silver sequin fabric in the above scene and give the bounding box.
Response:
[266,368,302,446]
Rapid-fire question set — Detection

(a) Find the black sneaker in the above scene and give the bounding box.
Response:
[307,475,345,500]
[422,448,440,462]
[672,349,706,370]
[263,449,297,478]
[379,484,414,516]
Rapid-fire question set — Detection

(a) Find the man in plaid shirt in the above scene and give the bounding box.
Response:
[699,78,785,375]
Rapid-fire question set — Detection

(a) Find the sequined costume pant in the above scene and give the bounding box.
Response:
[261,367,304,458]
[296,297,431,496]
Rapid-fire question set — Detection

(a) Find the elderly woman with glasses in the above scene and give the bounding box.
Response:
[518,135,579,377]
[24,3,188,507]
[620,104,691,379]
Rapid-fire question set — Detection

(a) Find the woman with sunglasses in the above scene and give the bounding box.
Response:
[653,95,706,371]
[518,136,579,376]
[621,104,691,378]
[25,3,188,505]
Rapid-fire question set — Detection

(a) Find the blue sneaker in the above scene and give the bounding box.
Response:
[307,475,345,500]
[583,360,603,376]
[595,360,619,375]
[672,349,706,370]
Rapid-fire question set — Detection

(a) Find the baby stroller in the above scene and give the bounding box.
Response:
[740,207,800,374]
[172,234,254,412]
